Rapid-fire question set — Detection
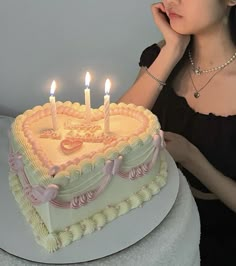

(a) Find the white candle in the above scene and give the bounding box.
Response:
[49,80,57,130]
[85,72,91,123]
[104,79,111,134]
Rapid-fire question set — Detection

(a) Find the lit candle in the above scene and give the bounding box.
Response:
[85,71,91,123]
[49,80,57,130]
[104,78,111,134]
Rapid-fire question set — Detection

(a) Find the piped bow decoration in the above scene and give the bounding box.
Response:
[24,184,59,205]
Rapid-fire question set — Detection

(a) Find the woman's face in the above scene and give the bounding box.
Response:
[162,0,230,35]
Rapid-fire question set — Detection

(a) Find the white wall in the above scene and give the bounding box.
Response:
[0,0,162,116]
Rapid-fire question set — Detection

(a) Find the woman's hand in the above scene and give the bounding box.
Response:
[164,131,236,212]
[151,2,190,58]
[164,131,196,164]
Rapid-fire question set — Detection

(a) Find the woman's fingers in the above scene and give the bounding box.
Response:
[151,3,172,36]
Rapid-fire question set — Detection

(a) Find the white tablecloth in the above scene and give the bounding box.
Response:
[0,116,200,266]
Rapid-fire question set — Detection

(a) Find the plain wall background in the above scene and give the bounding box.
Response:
[0,0,162,117]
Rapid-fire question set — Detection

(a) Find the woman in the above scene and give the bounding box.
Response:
[119,1,236,265]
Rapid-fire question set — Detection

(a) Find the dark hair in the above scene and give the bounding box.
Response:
[229,6,236,45]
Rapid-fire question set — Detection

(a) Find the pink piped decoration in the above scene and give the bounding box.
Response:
[118,133,163,180]
[8,152,25,173]
[24,184,59,205]
[87,191,94,201]
[127,164,149,180]
[153,134,161,148]
[112,156,123,175]
[80,194,87,204]
[159,130,165,149]
[69,167,113,209]
[70,190,94,209]
[60,138,83,154]
[8,148,60,205]
[103,160,114,175]
[40,129,61,140]
[49,165,60,176]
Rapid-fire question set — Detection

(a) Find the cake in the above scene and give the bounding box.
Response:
[8,101,168,252]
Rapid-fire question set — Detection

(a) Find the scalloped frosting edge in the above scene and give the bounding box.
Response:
[8,152,168,252]
[11,102,160,181]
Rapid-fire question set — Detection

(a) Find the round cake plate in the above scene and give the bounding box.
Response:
[0,116,179,264]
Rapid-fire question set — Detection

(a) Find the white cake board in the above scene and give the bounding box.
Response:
[0,116,179,264]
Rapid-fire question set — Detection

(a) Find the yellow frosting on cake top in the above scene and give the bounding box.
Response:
[11,102,160,181]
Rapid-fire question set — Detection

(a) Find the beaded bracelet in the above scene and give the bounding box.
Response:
[145,67,166,86]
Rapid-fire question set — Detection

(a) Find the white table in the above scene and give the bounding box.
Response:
[0,116,200,266]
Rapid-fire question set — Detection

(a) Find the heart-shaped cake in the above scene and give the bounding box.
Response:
[8,101,168,252]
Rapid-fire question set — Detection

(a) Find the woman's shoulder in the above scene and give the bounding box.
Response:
[139,40,165,68]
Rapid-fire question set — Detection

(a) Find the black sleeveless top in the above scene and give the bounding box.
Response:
[139,44,236,234]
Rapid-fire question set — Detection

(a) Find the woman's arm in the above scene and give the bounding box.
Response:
[118,2,190,109]
[165,131,236,212]
[118,46,181,109]
[184,145,236,212]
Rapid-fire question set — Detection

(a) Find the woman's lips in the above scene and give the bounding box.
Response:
[168,12,182,19]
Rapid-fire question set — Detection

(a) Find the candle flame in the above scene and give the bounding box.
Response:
[85,72,91,87]
[105,79,111,94]
[50,80,56,95]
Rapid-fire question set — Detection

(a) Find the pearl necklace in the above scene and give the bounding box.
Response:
[188,49,236,75]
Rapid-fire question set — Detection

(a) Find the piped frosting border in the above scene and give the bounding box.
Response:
[11,102,160,180]
[9,152,168,252]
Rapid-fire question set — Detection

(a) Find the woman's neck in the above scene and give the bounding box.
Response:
[191,24,236,69]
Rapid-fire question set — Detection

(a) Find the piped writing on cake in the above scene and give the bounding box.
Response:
[17,103,152,171]
[40,129,61,139]
[39,120,118,154]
